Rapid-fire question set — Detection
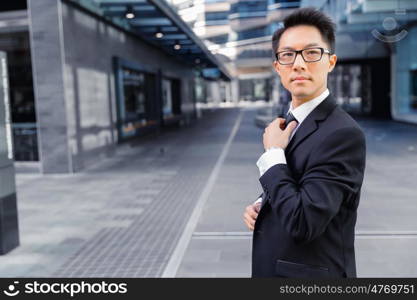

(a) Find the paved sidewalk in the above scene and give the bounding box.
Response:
[0,106,416,277]
[0,107,246,277]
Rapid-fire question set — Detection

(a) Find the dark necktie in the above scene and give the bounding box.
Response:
[285,111,297,128]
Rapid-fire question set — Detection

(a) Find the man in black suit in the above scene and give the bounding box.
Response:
[243,7,366,278]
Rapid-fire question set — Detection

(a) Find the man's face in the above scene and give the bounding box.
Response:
[274,25,337,101]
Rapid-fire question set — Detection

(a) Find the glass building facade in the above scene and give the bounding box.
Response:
[170,0,301,102]
[305,0,417,121]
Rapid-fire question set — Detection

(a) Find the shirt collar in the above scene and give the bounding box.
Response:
[288,88,329,125]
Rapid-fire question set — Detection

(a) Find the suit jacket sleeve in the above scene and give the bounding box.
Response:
[259,126,366,244]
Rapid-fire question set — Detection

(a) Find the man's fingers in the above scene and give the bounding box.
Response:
[244,218,254,231]
[243,215,254,231]
[246,220,255,230]
[273,118,285,127]
[267,118,284,130]
[266,118,286,131]
[284,120,298,136]
[245,205,258,219]
[243,211,257,225]
[243,205,258,231]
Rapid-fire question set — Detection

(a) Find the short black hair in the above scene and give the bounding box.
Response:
[272,7,336,56]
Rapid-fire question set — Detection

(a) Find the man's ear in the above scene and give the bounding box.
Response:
[273,60,281,77]
[328,54,337,73]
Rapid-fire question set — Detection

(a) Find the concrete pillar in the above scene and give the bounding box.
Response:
[28,0,72,173]
[231,79,239,103]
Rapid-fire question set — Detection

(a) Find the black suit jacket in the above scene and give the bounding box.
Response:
[252,95,366,278]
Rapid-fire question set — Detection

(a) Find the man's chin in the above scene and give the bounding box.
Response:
[289,89,312,99]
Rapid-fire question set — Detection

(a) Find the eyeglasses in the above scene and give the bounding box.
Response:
[275,47,331,65]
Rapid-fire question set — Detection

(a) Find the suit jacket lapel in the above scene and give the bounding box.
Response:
[285,95,337,157]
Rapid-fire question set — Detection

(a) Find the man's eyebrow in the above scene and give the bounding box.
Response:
[278,43,321,51]
[304,43,321,48]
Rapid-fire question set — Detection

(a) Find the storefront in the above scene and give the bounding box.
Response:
[0,0,230,173]
[0,30,38,161]
[238,77,272,102]
[114,58,159,140]
[328,59,390,118]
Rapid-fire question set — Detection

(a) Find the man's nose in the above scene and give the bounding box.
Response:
[292,52,307,70]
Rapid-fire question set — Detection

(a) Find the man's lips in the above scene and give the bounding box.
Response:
[292,76,310,82]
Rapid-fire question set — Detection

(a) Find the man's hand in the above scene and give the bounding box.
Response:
[243,202,261,231]
[263,118,298,150]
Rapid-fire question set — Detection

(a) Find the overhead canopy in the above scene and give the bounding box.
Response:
[68,0,231,81]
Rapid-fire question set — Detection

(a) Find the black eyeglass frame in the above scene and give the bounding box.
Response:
[275,47,332,65]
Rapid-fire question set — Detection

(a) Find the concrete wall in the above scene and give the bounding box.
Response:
[30,0,196,173]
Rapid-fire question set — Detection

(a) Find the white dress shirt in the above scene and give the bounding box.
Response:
[254,89,329,204]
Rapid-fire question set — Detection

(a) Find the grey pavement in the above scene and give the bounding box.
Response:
[0,107,244,277]
[0,106,416,277]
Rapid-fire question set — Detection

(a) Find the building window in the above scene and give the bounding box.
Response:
[231,1,267,14]
[268,0,300,10]
[237,26,269,40]
[0,31,38,161]
[0,0,27,12]
[229,1,267,19]
[205,11,229,21]
[123,68,146,121]
[116,65,158,140]
[328,64,370,114]
[207,34,228,44]
[205,11,229,25]
[239,78,270,101]
[411,70,417,110]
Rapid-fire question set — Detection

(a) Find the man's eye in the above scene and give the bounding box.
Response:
[282,52,294,57]
[306,50,320,55]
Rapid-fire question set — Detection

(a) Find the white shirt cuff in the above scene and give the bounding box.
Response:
[256,147,286,177]
[254,197,263,205]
